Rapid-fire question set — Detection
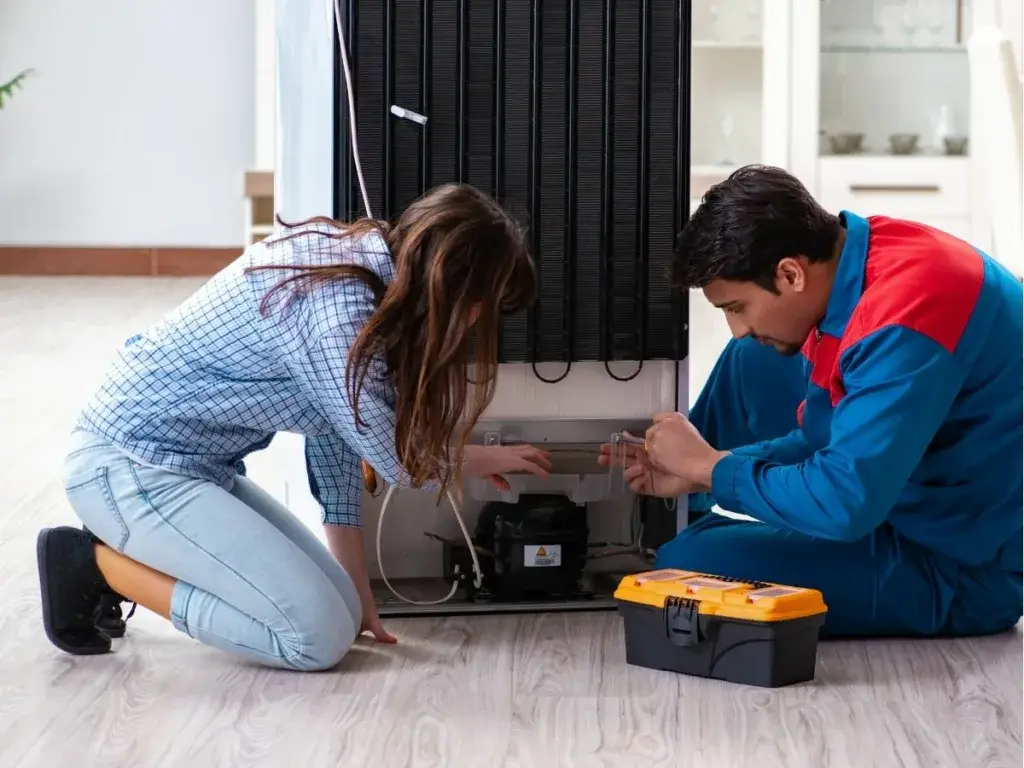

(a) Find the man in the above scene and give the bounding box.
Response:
[609,165,1023,638]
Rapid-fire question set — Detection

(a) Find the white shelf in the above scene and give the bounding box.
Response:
[693,40,763,50]
[692,163,741,175]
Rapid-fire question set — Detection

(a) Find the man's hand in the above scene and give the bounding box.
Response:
[324,525,398,644]
[644,412,728,492]
[462,443,552,492]
[597,434,689,498]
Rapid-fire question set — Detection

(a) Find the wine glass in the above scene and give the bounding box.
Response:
[900,0,923,47]
[743,0,762,44]
[718,114,735,166]
[923,0,949,46]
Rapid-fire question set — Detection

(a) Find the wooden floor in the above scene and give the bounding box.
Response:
[0,276,1020,768]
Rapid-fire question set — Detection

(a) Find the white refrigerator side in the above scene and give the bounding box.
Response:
[275,0,336,220]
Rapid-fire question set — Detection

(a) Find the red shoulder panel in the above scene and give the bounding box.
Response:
[843,217,984,355]
[806,218,984,408]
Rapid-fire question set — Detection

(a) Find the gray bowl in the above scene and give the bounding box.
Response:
[828,132,865,155]
[944,135,969,155]
[889,133,920,155]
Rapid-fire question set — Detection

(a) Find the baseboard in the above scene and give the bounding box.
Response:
[0,246,242,277]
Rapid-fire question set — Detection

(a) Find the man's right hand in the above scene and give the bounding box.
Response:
[597,437,690,498]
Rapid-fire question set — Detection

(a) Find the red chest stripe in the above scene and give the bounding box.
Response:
[801,331,845,406]
[841,219,983,358]
[801,218,984,408]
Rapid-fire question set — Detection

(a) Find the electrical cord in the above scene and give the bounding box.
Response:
[333,0,372,220]
[376,484,484,605]
[333,0,484,604]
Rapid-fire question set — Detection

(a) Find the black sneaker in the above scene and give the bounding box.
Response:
[36,526,113,655]
[95,592,136,638]
[80,526,136,638]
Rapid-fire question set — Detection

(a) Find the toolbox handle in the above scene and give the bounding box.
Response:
[665,598,702,648]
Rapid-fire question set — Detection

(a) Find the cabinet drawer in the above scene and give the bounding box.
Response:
[916,216,974,243]
[819,157,970,219]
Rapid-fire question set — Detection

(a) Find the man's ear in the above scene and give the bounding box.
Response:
[775,257,807,293]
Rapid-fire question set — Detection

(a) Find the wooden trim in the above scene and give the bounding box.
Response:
[244,170,275,199]
[0,246,242,277]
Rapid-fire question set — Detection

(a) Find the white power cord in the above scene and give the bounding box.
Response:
[333,0,373,220]
[333,0,483,604]
[376,485,485,605]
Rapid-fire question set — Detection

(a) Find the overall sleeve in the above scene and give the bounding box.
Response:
[689,429,814,512]
[305,432,364,527]
[710,326,966,541]
[730,428,815,465]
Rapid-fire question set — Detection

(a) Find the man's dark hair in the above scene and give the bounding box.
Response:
[673,164,841,291]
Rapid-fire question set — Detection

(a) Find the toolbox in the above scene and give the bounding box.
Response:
[614,569,828,688]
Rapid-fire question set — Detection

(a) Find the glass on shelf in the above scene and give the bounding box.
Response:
[822,0,965,53]
[693,0,761,46]
[818,0,970,159]
[718,114,736,166]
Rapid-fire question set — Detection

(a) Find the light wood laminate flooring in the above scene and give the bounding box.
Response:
[0,277,1020,768]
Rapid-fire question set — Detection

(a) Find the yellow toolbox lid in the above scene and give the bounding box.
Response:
[614,569,827,623]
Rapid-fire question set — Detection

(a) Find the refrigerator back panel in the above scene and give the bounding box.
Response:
[334,0,692,365]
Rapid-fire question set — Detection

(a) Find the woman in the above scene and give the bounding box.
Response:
[38,183,549,671]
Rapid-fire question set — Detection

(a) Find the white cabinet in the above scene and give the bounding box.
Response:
[817,155,976,241]
[688,0,792,395]
[789,0,980,245]
[688,0,792,210]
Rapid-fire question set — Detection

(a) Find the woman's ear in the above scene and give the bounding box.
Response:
[468,304,482,326]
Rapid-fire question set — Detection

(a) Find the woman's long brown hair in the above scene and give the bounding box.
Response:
[249,183,536,498]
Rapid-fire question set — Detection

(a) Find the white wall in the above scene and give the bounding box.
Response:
[0,0,254,247]
[255,0,277,170]
[995,0,1023,74]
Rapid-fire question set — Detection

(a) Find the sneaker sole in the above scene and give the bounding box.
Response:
[36,528,112,656]
[97,618,126,639]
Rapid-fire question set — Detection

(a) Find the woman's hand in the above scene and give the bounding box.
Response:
[324,525,397,644]
[598,435,690,498]
[462,443,552,491]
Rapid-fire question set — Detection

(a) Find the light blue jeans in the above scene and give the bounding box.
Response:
[62,429,362,670]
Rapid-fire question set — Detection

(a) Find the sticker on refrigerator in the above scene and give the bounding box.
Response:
[524,544,561,568]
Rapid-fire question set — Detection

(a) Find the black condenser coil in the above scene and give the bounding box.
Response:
[333,0,692,368]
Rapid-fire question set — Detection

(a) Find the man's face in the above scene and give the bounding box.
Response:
[702,258,819,357]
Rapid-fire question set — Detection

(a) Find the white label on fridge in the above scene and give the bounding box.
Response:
[524,544,562,568]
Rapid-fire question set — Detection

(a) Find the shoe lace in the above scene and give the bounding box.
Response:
[97,592,136,623]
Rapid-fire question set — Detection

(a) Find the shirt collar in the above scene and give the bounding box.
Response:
[819,210,869,338]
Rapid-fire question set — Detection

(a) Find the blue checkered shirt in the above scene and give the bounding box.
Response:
[77,226,410,527]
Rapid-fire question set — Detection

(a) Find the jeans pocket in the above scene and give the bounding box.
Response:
[64,467,130,552]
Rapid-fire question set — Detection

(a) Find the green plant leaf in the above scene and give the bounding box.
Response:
[0,69,34,111]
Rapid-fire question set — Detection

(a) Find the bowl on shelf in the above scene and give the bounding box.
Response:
[943,135,969,156]
[888,133,920,155]
[827,132,865,155]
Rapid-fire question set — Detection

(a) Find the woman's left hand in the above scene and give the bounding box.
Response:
[462,443,552,491]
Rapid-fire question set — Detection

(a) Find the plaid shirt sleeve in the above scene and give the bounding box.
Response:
[304,432,363,527]
[283,275,433,527]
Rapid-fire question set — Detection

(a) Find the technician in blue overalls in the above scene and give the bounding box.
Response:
[608,165,1023,638]
[37,184,552,669]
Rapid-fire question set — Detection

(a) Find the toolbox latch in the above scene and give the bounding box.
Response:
[664,597,702,647]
